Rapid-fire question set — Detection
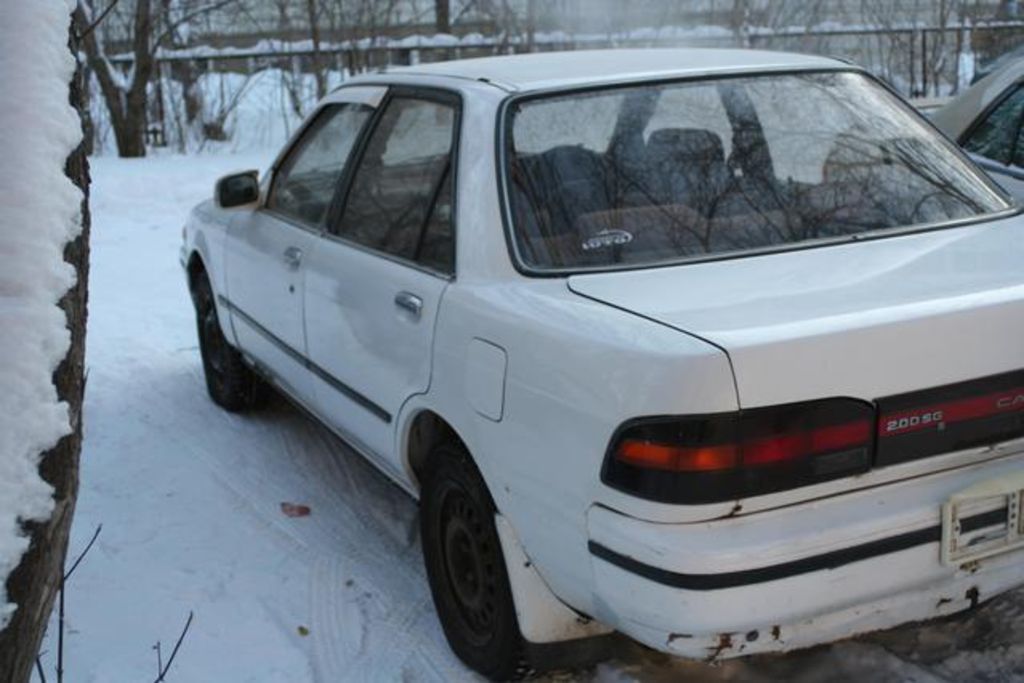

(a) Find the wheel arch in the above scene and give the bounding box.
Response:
[402,407,470,493]
[186,250,207,295]
[403,403,614,650]
[185,245,238,348]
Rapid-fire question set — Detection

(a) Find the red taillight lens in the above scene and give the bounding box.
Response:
[603,399,874,504]
[616,441,739,472]
[742,420,872,467]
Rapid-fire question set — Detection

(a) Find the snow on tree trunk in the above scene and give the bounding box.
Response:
[0,2,87,680]
[75,0,154,158]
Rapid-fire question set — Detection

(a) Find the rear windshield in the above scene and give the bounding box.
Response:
[504,71,1010,271]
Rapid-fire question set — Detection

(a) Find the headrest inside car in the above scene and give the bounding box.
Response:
[646,128,726,165]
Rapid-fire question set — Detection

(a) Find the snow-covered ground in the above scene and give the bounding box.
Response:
[34,150,1024,682]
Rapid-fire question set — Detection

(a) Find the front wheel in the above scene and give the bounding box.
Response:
[420,443,527,681]
[192,273,265,412]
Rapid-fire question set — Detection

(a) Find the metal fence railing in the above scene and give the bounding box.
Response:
[106,22,1024,97]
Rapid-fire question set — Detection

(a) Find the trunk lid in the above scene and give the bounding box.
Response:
[569,217,1024,417]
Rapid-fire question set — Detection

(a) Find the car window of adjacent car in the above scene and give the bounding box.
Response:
[963,85,1024,165]
[267,104,372,228]
[333,96,456,274]
[506,71,1010,272]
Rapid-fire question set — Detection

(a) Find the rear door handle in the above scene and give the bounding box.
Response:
[283,246,303,269]
[394,291,423,318]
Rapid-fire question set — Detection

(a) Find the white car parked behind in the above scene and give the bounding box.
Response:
[933,58,1024,198]
[181,49,1024,679]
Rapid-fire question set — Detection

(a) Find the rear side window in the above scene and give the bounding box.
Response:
[505,71,1009,272]
[334,96,456,273]
[963,85,1024,165]
[268,104,371,227]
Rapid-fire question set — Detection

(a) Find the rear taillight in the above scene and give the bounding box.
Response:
[603,398,874,504]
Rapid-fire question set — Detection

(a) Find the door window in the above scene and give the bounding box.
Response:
[418,170,454,273]
[963,86,1024,165]
[268,104,371,227]
[333,96,457,273]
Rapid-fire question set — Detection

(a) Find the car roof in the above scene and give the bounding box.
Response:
[372,48,847,92]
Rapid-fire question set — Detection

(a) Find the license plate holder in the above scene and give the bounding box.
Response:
[941,474,1024,566]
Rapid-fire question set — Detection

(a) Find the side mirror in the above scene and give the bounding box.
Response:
[216,170,259,208]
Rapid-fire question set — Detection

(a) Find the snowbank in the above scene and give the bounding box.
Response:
[0,0,82,627]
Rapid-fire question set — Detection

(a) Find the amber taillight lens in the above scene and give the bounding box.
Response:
[603,398,875,504]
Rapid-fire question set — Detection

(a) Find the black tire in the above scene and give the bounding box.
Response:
[191,272,266,412]
[421,443,528,681]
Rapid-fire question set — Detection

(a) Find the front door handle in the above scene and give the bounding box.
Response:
[283,246,303,269]
[394,291,423,319]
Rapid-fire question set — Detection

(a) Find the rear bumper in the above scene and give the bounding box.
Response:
[586,449,1024,660]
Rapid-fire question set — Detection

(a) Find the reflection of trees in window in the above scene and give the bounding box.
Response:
[509,72,1008,270]
[270,104,371,227]
[335,97,456,271]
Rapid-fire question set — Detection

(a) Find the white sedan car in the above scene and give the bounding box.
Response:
[181,49,1024,679]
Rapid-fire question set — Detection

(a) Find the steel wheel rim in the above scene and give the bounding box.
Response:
[439,486,499,645]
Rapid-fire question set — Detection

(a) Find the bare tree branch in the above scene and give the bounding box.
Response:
[77,0,122,39]
[151,0,236,55]
[153,612,195,683]
[63,524,102,581]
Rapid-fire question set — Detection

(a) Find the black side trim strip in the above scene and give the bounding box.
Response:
[589,508,1010,591]
[219,295,392,423]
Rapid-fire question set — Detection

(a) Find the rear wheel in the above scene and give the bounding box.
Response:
[191,272,265,412]
[421,443,527,681]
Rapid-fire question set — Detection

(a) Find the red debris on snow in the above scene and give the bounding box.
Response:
[280,502,311,518]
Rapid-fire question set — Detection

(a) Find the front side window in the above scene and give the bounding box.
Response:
[506,71,1009,271]
[334,96,456,272]
[963,85,1024,165]
[268,104,371,227]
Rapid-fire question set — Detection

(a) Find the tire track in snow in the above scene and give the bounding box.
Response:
[309,555,365,680]
[183,389,469,679]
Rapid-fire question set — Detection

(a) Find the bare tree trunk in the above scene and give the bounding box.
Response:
[123,0,154,157]
[75,4,130,150]
[526,0,536,52]
[731,0,753,48]
[0,17,89,683]
[436,0,450,33]
[75,0,153,158]
[306,0,327,100]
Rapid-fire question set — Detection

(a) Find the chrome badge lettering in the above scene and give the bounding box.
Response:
[996,394,1024,409]
[885,410,944,434]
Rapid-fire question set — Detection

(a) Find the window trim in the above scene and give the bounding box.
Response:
[262,103,375,232]
[495,67,1019,278]
[322,85,463,280]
